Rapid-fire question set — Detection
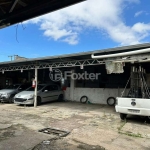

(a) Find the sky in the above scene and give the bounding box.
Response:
[0,0,150,62]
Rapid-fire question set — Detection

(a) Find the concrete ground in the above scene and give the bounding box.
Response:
[0,101,150,150]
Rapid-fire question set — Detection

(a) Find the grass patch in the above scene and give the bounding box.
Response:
[117,120,143,138]
[117,120,126,131]
[118,131,143,138]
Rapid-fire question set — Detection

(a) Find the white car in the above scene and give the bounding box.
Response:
[115,88,150,120]
[115,97,150,120]
[0,84,30,103]
[14,84,64,105]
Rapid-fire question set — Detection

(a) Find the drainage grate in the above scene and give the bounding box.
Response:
[38,128,70,137]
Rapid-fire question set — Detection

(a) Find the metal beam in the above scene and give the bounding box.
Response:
[0,59,105,72]
[18,0,27,7]
[0,6,6,14]
[9,0,19,13]
[0,1,11,5]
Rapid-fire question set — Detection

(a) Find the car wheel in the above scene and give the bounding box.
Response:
[120,113,127,120]
[107,97,116,106]
[9,96,15,103]
[146,116,150,123]
[37,97,41,106]
[58,94,64,102]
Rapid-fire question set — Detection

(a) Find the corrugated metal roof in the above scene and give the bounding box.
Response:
[0,42,150,66]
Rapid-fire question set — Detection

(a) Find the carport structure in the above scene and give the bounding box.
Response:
[0,48,105,107]
[1,43,150,107]
[0,0,85,28]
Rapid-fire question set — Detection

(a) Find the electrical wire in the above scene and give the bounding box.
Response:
[139,70,145,98]
[141,72,150,98]
[121,75,131,97]
[122,66,150,99]
[15,24,19,43]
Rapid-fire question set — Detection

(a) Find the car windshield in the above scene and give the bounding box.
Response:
[5,85,20,89]
[26,85,45,91]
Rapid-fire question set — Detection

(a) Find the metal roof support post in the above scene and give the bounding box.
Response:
[70,69,76,101]
[34,68,38,108]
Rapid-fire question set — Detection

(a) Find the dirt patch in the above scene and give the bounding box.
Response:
[24,114,40,119]
[32,138,105,150]
[0,124,25,141]
[47,115,90,131]
[119,122,150,138]
[0,102,150,150]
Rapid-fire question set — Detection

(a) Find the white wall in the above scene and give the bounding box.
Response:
[64,87,70,101]
[64,88,129,105]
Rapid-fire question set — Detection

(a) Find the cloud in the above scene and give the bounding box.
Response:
[25,0,150,45]
[134,10,149,18]
[134,11,144,17]
[132,23,150,33]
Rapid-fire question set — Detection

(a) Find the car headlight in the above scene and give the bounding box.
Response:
[27,94,34,100]
[2,93,10,98]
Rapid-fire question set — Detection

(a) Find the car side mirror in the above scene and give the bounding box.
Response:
[44,90,48,93]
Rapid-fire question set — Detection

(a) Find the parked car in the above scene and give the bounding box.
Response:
[115,88,150,120]
[0,84,31,103]
[14,84,64,105]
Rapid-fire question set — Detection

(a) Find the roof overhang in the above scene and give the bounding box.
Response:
[0,43,150,72]
[0,0,85,28]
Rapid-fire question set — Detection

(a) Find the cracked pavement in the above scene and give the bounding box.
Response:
[0,101,150,150]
